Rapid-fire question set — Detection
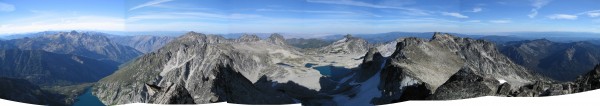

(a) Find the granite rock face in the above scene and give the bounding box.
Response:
[267,33,287,46]
[429,67,501,100]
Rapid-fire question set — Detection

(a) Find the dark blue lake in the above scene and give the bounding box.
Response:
[314,66,332,75]
[72,88,105,106]
[313,65,352,80]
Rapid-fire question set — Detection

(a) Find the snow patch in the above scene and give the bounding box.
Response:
[332,60,386,105]
[498,79,507,84]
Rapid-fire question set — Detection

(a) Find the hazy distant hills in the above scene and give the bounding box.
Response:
[0,31,61,40]
[477,35,526,44]
[109,35,176,53]
[499,39,600,81]
[502,32,600,42]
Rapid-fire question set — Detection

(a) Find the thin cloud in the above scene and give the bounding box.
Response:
[589,12,600,17]
[470,7,483,13]
[548,14,578,20]
[306,0,430,16]
[256,9,354,14]
[0,16,125,34]
[127,12,261,22]
[0,2,15,12]
[466,20,481,23]
[129,0,174,11]
[441,12,468,18]
[489,20,511,24]
[528,0,551,18]
[577,10,600,18]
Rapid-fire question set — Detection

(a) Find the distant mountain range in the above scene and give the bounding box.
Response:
[1,31,142,63]
[499,39,600,81]
[109,35,176,53]
[0,31,147,105]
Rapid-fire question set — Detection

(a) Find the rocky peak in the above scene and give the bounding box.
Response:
[69,30,79,35]
[363,48,382,64]
[431,32,456,41]
[344,34,353,39]
[238,34,260,42]
[317,34,368,54]
[185,31,200,36]
[267,33,286,45]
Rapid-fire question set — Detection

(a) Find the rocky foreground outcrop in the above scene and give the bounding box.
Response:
[93,32,323,105]
[428,67,501,100]
[375,32,545,104]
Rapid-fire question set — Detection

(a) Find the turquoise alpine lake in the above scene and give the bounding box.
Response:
[72,88,105,106]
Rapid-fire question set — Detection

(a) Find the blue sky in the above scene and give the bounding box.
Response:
[0,0,599,35]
